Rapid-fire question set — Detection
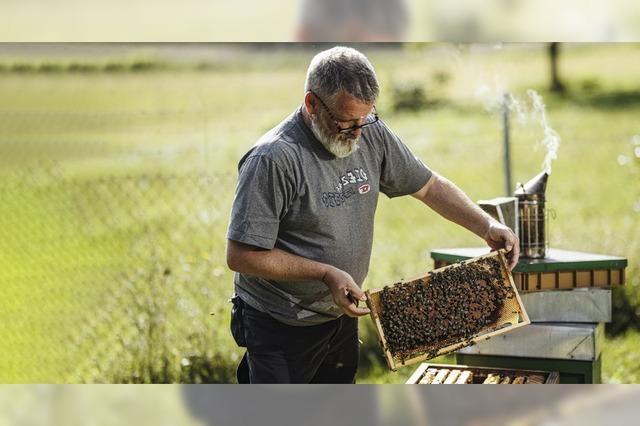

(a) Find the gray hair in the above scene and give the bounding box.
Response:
[304,46,379,104]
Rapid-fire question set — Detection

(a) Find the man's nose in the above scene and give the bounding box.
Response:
[350,128,362,138]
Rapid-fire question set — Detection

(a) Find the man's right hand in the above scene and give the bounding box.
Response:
[322,266,371,317]
[227,240,371,317]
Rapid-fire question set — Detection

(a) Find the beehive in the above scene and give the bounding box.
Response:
[406,363,559,384]
[431,248,627,291]
[366,250,529,371]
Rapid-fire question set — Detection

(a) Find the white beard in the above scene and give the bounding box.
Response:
[310,116,360,158]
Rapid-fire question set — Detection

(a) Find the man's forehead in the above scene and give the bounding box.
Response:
[331,91,374,119]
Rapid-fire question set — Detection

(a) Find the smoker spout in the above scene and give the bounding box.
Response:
[514,171,549,196]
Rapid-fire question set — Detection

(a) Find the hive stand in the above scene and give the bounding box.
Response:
[430,247,627,383]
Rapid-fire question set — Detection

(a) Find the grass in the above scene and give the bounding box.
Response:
[602,331,640,384]
[0,43,638,383]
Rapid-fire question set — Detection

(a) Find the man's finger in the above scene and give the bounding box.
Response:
[345,303,371,317]
[337,293,369,317]
[347,284,367,302]
[509,242,520,270]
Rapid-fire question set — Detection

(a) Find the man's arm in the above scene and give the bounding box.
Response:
[226,239,370,317]
[411,172,520,269]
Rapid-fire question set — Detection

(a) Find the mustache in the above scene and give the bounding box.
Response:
[310,114,360,158]
[338,133,359,143]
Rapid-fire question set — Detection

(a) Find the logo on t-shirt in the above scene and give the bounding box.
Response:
[322,167,371,208]
[321,187,356,208]
[334,168,368,192]
[358,184,370,194]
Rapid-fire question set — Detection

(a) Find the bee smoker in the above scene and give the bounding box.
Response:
[514,172,549,258]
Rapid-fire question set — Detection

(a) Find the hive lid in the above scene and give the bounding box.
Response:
[514,171,549,196]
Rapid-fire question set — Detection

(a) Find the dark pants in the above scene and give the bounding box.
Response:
[230,296,359,384]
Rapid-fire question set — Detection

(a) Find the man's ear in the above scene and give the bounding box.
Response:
[304,92,317,116]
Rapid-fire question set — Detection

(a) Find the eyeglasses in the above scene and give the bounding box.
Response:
[310,91,379,134]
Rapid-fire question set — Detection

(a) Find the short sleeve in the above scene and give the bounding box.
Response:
[377,121,432,198]
[226,155,294,250]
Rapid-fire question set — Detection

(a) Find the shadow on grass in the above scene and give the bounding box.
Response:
[550,88,640,110]
[606,287,640,337]
[111,353,237,384]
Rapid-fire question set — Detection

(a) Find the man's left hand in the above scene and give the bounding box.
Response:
[483,223,520,270]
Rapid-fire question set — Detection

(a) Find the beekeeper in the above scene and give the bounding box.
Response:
[226,46,519,383]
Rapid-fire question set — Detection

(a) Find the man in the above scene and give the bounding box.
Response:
[226,46,519,384]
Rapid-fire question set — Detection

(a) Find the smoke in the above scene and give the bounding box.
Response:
[527,89,561,174]
[474,78,508,114]
[504,92,528,122]
[474,83,528,123]
[474,80,561,174]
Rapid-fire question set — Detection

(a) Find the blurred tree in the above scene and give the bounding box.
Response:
[549,42,565,93]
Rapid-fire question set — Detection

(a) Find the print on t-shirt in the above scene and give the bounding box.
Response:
[321,167,370,208]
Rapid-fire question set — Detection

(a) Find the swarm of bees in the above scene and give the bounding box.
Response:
[379,257,515,359]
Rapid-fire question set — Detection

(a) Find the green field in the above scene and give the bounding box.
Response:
[0,44,638,383]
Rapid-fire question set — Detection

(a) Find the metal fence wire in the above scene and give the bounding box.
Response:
[0,163,240,383]
[3,104,638,384]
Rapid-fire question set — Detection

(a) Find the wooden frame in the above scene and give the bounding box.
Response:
[432,248,627,292]
[366,250,530,371]
[406,362,559,384]
[434,261,626,291]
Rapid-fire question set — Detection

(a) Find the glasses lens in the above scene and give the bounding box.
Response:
[339,114,378,133]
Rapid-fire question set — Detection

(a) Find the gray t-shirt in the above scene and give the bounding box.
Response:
[227,107,432,326]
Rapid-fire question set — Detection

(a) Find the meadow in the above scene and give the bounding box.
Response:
[0,44,638,383]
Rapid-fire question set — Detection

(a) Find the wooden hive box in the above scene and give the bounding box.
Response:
[365,250,530,371]
[406,363,559,384]
[431,248,628,292]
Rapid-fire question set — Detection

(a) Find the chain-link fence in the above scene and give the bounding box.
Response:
[0,162,241,383]
[2,65,638,383]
